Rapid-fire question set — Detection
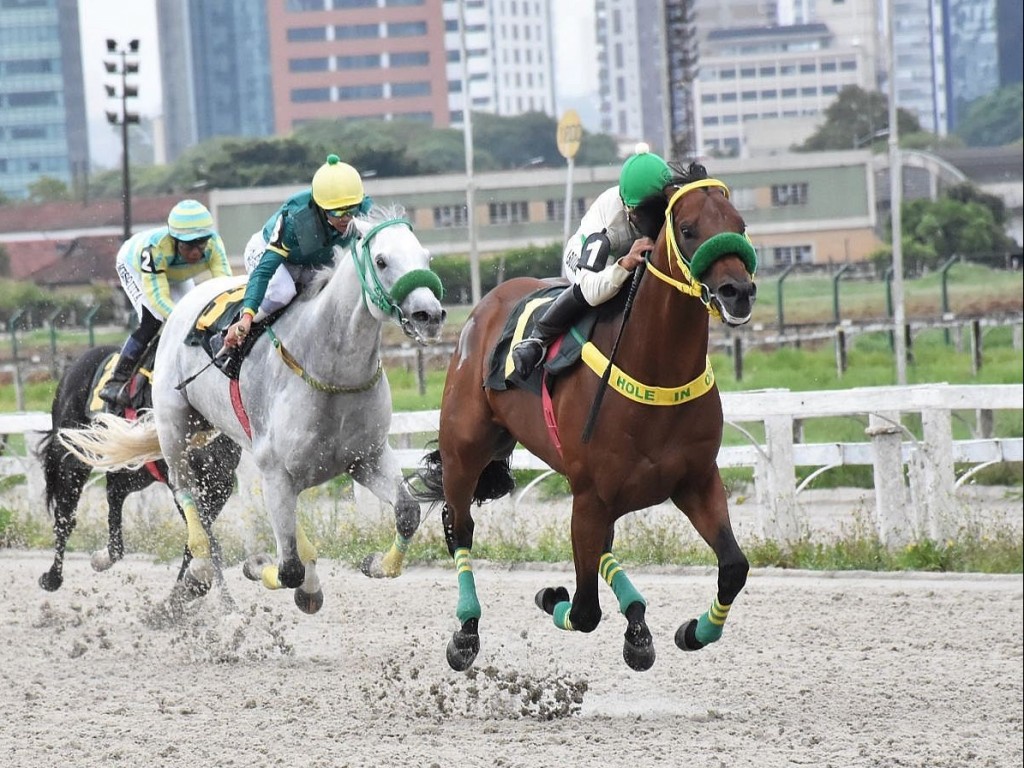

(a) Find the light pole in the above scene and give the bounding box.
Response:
[104,38,140,244]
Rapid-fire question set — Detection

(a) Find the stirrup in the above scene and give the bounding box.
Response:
[98,381,127,408]
[512,338,545,378]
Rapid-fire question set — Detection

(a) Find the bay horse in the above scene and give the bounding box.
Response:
[36,344,240,593]
[60,204,446,614]
[413,163,758,671]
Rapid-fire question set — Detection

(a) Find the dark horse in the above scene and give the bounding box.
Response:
[36,344,241,594]
[413,163,758,671]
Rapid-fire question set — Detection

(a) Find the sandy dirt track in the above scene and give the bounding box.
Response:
[0,550,1021,768]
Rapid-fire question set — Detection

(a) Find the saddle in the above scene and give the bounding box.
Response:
[89,345,157,420]
[485,286,601,395]
[184,285,286,380]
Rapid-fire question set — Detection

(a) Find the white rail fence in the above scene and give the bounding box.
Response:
[2,383,1020,546]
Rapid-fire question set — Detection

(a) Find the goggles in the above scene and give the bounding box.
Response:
[324,205,358,219]
[179,236,211,249]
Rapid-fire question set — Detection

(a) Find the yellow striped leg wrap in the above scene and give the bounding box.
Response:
[599,552,646,614]
[695,597,731,645]
[176,490,211,560]
[453,547,481,623]
[380,533,412,577]
[296,523,317,564]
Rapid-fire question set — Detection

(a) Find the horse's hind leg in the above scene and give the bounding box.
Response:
[243,467,323,615]
[38,449,91,592]
[351,448,420,578]
[90,471,144,572]
[672,469,749,651]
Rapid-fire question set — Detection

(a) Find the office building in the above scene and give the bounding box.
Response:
[0,0,88,200]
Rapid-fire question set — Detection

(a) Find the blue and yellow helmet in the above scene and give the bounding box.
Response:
[167,199,215,241]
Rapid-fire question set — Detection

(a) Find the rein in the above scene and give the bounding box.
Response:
[264,326,383,394]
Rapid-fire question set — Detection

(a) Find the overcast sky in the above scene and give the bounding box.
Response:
[79,0,598,167]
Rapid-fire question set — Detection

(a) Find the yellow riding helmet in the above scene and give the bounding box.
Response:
[311,154,365,210]
[167,199,215,240]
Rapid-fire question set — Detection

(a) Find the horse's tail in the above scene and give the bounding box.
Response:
[57,412,163,471]
[33,429,62,516]
[409,447,515,507]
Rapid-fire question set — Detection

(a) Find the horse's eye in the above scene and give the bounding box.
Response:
[375,256,386,269]
[679,226,695,240]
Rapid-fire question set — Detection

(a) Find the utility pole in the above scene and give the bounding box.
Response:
[104,39,140,244]
[884,5,908,385]
[457,0,481,306]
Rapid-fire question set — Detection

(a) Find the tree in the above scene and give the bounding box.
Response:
[795,86,924,152]
[955,83,1024,147]
[894,192,1016,271]
[27,176,71,203]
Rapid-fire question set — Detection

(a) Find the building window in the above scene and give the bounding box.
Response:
[771,183,809,207]
[545,197,586,222]
[730,188,756,211]
[434,205,468,228]
[287,26,327,42]
[290,57,329,72]
[391,81,430,97]
[336,0,376,6]
[390,51,429,67]
[488,201,529,224]
[292,87,331,103]
[336,24,379,39]
[387,21,427,37]
[338,54,381,69]
[339,84,384,100]
[771,245,813,266]
[286,0,325,9]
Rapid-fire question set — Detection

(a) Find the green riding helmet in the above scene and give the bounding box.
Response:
[618,142,672,207]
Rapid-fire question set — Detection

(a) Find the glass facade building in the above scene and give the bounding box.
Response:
[0,0,88,200]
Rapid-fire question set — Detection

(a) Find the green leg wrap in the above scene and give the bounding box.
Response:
[454,547,481,623]
[552,600,574,631]
[694,598,731,645]
[599,552,646,614]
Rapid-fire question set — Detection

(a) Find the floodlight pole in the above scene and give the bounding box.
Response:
[105,39,140,244]
[457,0,481,306]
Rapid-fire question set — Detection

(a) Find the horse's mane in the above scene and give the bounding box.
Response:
[300,203,410,298]
[630,161,711,240]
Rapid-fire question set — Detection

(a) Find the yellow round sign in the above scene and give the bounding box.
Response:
[556,109,582,159]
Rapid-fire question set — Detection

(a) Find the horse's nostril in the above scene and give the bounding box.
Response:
[718,284,738,299]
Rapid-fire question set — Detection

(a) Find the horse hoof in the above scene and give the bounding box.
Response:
[38,571,62,592]
[278,559,305,590]
[90,548,114,572]
[359,552,398,579]
[242,554,274,582]
[294,588,325,615]
[446,630,480,672]
[675,619,705,652]
[534,586,571,615]
[168,572,211,611]
[623,639,656,671]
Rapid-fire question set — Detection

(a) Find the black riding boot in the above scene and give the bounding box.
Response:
[511,286,588,377]
[98,353,138,409]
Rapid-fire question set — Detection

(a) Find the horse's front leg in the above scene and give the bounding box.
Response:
[242,470,323,615]
[350,448,421,579]
[534,503,655,670]
[672,467,749,651]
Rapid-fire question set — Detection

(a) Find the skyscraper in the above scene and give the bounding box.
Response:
[0,0,89,200]
[157,0,275,163]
